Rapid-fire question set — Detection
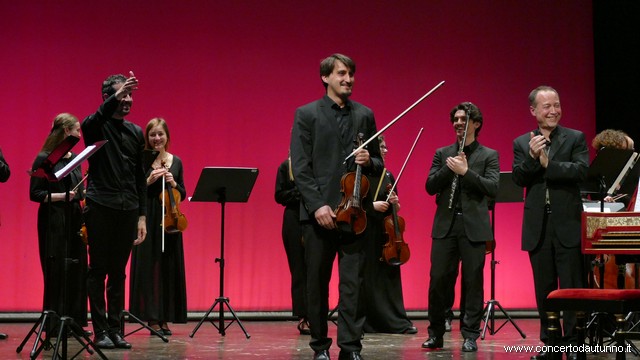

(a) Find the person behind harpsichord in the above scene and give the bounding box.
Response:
[590,129,635,205]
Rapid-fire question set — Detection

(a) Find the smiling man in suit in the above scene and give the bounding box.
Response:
[422,102,499,353]
[512,86,589,360]
[290,53,383,360]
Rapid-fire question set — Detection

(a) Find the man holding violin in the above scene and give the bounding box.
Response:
[422,102,499,353]
[290,53,383,360]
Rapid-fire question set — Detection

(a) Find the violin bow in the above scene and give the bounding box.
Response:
[373,167,387,200]
[386,128,424,202]
[161,169,166,253]
[344,81,444,163]
[71,172,89,193]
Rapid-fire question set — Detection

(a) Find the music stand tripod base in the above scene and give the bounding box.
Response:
[120,310,168,342]
[189,296,250,338]
[481,171,526,340]
[188,167,258,339]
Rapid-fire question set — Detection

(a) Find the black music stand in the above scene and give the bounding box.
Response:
[17,138,108,360]
[481,171,526,339]
[584,147,636,212]
[189,167,258,339]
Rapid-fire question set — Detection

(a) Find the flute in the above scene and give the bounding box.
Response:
[448,108,471,209]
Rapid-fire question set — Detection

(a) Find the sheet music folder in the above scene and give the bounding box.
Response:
[30,135,79,181]
[54,140,107,180]
[191,167,259,203]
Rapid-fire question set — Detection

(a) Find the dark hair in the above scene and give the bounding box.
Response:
[319,53,355,89]
[145,117,171,151]
[101,74,127,98]
[449,102,483,137]
[528,85,558,107]
[41,113,79,152]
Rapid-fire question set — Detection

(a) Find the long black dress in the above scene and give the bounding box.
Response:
[362,171,414,333]
[29,152,88,327]
[129,155,187,324]
[275,159,307,320]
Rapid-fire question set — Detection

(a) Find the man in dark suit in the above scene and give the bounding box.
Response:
[290,53,383,360]
[422,102,499,352]
[512,86,588,360]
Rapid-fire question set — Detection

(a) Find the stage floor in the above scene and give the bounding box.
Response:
[0,318,633,359]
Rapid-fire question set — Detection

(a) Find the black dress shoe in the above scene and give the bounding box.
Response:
[402,326,418,334]
[93,332,115,349]
[462,338,478,352]
[159,322,172,336]
[421,337,443,349]
[313,349,330,360]
[338,351,363,360]
[531,350,548,359]
[109,332,132,349]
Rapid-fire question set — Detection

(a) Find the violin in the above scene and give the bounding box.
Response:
[74,172,89,245]
[79,199,88,245]
[160,161,188,234]
[335,133,370,235]
[382,183,410,265]
[378,129,424,264]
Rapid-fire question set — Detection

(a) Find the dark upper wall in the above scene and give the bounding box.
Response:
[594,1,640,144]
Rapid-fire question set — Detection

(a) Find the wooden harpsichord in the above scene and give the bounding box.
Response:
[582,211,640,255]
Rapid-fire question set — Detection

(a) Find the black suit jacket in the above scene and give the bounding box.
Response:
[290,95,383,221]
[512,125,589,251]
[426,141,499,243]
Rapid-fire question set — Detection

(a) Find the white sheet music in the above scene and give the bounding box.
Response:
[583,202,625,213]
[54,140,107,180]
[635,178,640,212]
[608,152,640,195]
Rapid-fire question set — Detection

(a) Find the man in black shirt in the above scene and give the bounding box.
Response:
[423,103,499,353]
[290,53,383,360]
[82,72,147,349]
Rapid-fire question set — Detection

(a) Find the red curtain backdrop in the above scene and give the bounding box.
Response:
[0,1,595,312]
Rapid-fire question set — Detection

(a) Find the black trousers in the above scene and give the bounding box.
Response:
[85,200,138,335]
[529,221,584,343]
[428,215,486,340]
[303,222,365,354]
[282,207,307,319]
